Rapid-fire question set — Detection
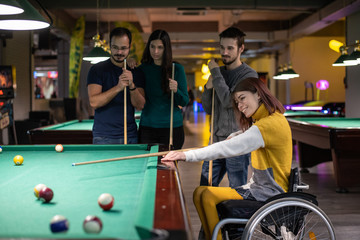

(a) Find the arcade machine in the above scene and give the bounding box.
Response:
[0,65,16,144]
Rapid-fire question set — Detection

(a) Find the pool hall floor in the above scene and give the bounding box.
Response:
[179,111,360,240]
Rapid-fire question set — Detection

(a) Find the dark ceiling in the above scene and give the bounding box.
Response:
[30,0,360,71]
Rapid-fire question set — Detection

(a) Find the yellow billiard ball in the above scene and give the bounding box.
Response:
[13,155,24,165]
[34,183,47,199]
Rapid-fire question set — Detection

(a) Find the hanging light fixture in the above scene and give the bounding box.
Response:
[0,0,51,30]
[273,62,300,80]
[0,0,24,15]
[277,65,291,80]
[344,40,360,65]
[282,63,299,79]
[83,0,110,64]
[331,41,359,66]
[83,35,111,63]
[273,65,284,80]
[332,46,354,66]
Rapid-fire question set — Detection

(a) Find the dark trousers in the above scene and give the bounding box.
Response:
[138,125,185,150]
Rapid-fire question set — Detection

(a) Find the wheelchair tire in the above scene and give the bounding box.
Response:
[241,197,335,240]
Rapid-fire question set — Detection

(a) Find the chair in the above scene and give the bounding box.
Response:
[213,168,335,240]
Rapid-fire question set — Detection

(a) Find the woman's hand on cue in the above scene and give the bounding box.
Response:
[161,151,186,167]
[169,79,178,93]
[126,57,138,69]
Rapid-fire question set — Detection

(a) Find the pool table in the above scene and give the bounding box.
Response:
[0,144,191,239]
[287,118,360,192]
[28,119,140,144]
[284,110,328,118]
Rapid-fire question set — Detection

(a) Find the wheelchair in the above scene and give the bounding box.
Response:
[212,168,336,240]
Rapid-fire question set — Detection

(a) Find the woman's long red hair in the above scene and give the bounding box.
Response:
[232,77,285,131]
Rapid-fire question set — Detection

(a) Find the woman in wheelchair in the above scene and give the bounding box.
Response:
[161,77,293,240]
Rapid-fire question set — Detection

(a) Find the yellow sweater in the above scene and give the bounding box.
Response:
[249,104,292,200]
[185,104,293,201]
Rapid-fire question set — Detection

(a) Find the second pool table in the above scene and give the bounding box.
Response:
[284,110,328,118]
[28,119,140,144]
[288,117,360,192]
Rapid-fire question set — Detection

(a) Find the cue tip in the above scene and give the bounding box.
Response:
[72,163,76,166]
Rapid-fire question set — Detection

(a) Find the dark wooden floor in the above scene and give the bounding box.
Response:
[178,111,360,240]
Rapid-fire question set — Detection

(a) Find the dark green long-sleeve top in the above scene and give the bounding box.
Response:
[139,62,189,128]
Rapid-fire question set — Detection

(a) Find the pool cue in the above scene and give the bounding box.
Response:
[124,59,127,144]
[72,147,200,166]
[169,63,175,151]
[208,87,215,186]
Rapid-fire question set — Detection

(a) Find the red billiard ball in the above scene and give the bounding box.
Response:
[83,215,102,234]
[39,187,54,203]
[98,193,114,211]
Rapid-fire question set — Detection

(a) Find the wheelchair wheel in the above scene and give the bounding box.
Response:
[241,197,335,240]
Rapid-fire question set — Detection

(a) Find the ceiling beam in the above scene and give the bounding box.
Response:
[134,8,152,33]
[291,0,360,39]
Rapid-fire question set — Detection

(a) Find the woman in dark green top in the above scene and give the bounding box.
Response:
[139,29,189,149]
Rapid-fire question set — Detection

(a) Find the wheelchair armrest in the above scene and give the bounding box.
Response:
[265,192,318,206]
[217,199,265,219]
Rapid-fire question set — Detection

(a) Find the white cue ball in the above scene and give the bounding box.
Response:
[55,144,63,152]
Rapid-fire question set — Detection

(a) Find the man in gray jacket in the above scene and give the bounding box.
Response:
[200,27,258,188]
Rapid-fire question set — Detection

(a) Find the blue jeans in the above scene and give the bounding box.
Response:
[93,136,138,144]
[200,154,250,188]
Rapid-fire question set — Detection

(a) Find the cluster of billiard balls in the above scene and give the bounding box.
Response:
[3,144,114,234]
[35,183,114,234]
[48,193,114,234]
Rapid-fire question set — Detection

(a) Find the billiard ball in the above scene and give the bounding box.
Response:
[98,193,114,211]
[0,146,2,153]
[34,183,47,198]
[83,215,102,234]
[13,155,24,165]
[55,144,63,152]
[39,187,54,203]
[50,215,69,233]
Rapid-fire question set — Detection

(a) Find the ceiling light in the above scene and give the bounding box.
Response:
[273,65,285,80]
[0,0,24,15]
[274,65,290,80]
[83,45,111,62]
[274,63,300,80]
[281,63,299,79]
[332,41,359,66]
[0,0,50,30]
[344,40,360,65]
[83,0,110,64]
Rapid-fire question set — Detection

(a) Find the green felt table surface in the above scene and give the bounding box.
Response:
[42,119,140,131]
[0,144,158,239]
[290,118,360,128]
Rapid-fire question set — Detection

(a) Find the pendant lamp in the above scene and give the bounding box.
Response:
[0,0,51,30]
